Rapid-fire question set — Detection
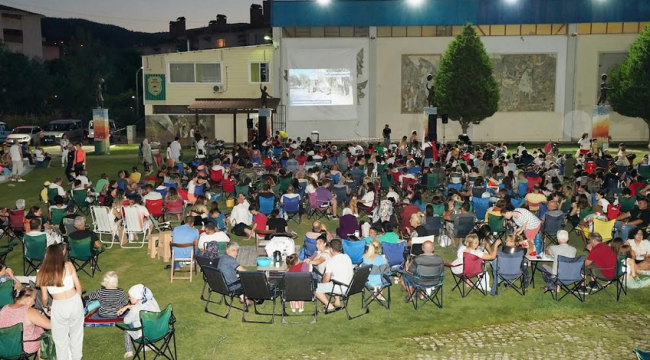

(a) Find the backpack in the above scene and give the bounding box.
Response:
[203,241,220,259]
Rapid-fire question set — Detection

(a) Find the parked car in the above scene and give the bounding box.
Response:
[88,119,122,143]
[42,119,84,145]
[4,126,43,145]
[0,121,12,144]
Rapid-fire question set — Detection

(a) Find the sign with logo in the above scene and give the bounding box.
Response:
[145,74,166,101]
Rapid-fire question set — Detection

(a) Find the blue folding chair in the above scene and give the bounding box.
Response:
[472,197,490,221]
[259,195,275,216]
[156,188,167,199]
[381,241,406,271]
[517,182,528,198]
[299,236,318,260]
[494,251,526,295]
[510,198,525,208]
[552,255,586,302]
[447,183,462,192]
[342,239,365,265]
[283,196,301,224]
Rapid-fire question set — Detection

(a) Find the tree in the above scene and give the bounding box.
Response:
[608,26,650,140]
[435,24,499,134]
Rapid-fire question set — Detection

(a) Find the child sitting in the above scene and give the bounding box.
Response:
[86,271,129,318]
[286,254,309,313]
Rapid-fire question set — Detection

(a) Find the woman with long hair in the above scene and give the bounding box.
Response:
[362,240,388,300]
[36,245,84,360]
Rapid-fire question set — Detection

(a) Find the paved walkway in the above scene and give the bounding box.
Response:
[406,312,650,359]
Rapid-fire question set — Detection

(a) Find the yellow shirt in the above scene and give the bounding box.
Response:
[524,193,547,211]
[40,188,48,203]
[129,172,142,184]
[278,131,288,139]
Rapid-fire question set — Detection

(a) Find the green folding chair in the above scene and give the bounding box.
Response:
[487,214,506,240]
[47,188,59,205]
[0,280,14,309]
[0,323,41,360]
[619,196,636,213]
[23,234,47,276]
[235,185,250,198]
[69,237,103,278]
[117,304,177,360]
[50,208,67,228]
[72,189,91,215]
[279,177,293,194]
[0,243,15,264]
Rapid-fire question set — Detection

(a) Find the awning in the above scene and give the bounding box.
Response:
[187,98,281,114]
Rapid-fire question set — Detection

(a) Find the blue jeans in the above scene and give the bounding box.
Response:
[0,167,10,176]
[424,158,433,167]
[615,221,635,240]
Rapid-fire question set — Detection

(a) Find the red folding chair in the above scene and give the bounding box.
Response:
[585,162,596,175]
[210,169,223,187]
[146,199,165,221]
[526,176,541,193]
[607,204,621,221]
[445,253,488,298]
[6,210,25,241]
[221,177,236,199]
[164,198,184,220]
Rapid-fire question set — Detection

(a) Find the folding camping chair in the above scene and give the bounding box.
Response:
[592,219,616,243]
[120,206,150,249]
[551,255,586,302]
[72,189,92,215]
[23,234,47,276]
[0,280,14,309]
[239,271,281,324]
[50,208,66,229]
[307,192,329,220]
[453,217,475,242]
[445,253,488,298]
[587,255,627,301]
[201,266,244,319]
[69,237,103,277]
[91,206,120,249]
[361,263,392,310]
[259,195,275,216]
[299,236,318,260]
[382,241,406,272]
[117,304,177,360]
[494,251,526,296]
[47,187,59,205]
[542,212,565,246]
[146,199,165,222]
[5,210,25,242]
[281,272,317,324]
[402,262,444,310]
[0,323,42,360]
[324,265,372,320]
[0,243,15,264]
[634,349,650,360]
[283,196,301,224]
[357,193,378,220]
[472,197,490,222]
[196,255,219,302]
[423,215,444,237]
[342,239,365,265]
[487,214,506,240]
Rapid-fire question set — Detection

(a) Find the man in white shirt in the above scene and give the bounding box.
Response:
[25,218,61,247]
[386,186,400,202]
[229,193,252,226]
[75,170,91,189]
[315,239,354,313]
[196,136,206,158]
[9,143,24,182]
[142,184,163,204]
[49,177,67,198]
[198,222,230,253]
[189,126,195,149]
[170,137,182,163]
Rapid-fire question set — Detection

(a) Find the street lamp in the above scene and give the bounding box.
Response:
[135,67,143,123]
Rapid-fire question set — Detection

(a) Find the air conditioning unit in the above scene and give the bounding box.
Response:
[213,85,224,93]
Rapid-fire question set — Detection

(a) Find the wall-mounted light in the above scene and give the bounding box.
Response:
[264,35,272,41]
[407,0,425,6]
[317,0,331,5]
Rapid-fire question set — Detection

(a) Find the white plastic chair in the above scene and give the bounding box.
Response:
[170,244,195,282]
[121,206,150,249]
[90,206,120,249]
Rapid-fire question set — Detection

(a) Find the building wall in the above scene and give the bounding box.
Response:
[376,35,567,142]
[0,11,43,59]
[143,45,274,143]
[574,34,648,141]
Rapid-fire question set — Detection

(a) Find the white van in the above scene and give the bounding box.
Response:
[88,120,121,143]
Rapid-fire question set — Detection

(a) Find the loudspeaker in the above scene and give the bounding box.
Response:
[427,114,437,142]
[258,116,267,148]
[441,114,449,124]
[247,118,253,129]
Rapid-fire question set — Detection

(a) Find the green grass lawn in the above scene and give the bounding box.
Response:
[1,145,649,359]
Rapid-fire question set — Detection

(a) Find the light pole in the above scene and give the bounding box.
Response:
[135,67,143,123]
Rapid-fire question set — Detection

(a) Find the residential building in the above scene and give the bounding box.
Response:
[0,4,44,59]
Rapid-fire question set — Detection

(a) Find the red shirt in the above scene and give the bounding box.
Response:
[587,242,617,278]
[253,213,267,237]
[296,155,307,165]
[629,182,643,197]
[288,262,309,273]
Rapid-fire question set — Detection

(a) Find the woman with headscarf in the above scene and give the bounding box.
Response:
[141,139,154,174]
[117,284,160,358]
[336,208,360,239]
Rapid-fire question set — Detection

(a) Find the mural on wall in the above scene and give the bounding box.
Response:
[401,54,441,114]
[146,115,215,143]
[491,53,557,112]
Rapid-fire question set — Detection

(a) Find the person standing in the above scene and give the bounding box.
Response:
[60,133,70,168]
[189,125,196,149]
[72,143,86,176]
[170,137,182,163]
[10,142,25,182]
[36,245,84,360]
[382,124,392,146]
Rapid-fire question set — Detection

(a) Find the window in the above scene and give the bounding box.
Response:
[215,38,226,48]
[168,63,222,83]
[250,62,270,83]
[169,63,194,83]
[196,63,221,83]
[2,29,23,43]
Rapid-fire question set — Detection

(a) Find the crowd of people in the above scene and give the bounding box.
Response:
[2,125,650,359]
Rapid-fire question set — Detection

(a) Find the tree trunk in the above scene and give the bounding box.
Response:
[459,118,470,134]
[645,118,650,142]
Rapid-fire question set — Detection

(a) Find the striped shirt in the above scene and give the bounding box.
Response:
[87,288,129,318]
[513,208,541,230]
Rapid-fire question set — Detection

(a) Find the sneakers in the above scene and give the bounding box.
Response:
[124,351,134,358]
[10,178,15,182]
[17,179,26,182]
[586,280,598,291]
[576,286,591,295]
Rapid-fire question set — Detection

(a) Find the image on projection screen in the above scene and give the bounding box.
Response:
[288,69,354,106]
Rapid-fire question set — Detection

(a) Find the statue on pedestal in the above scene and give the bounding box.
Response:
[425,74,436,107]
[260,85,272,108]
[597,73,613,106]
[96,78,105,109]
